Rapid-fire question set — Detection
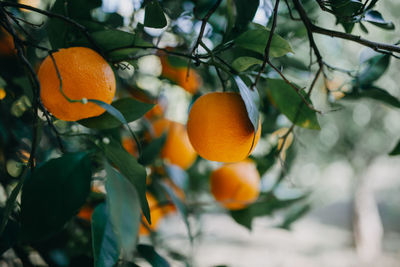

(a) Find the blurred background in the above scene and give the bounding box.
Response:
[1,0,400,266]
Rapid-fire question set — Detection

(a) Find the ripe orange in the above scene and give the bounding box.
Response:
[0,88,6,100]
[160,55,201,94]
[77,205,94,222]
[0,27,15,56]
[122,136,139,158]
[210,160,260,210]
[38,47,116,121]
[151,118,197,169]
[139,192,167,235]
[187,92,261,162]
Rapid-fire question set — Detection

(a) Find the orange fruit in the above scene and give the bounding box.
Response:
[38,47,116,121]
[0,88,6,100]
[139,193,167,235]
[0,27,15,56]
[187,92,261,162]
[122,136,139,158]
[175,68,201,94]
[160,55,201,94]
[210,160,260,210]
[151,118,197,169]
[77,205,94,222]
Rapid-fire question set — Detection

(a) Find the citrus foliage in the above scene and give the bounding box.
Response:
[0,0,399,266]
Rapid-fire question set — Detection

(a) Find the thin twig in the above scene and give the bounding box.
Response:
[294,0,400,56]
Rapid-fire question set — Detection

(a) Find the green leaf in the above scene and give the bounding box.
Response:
[99,138,150,224]
[232,57,263,72]
[105,163,141,258]
[137,244,170,267]
[329,0,363,17]
[46,0,69,49]
[225,0,259,39]
[235,27,293,58]
[389,141,400,156]
[230,193,306,230]
[79,98,154,129]
[363,10,395,30]
[343,86,400,108]
[267,79,320,130]
[73,29,152,55]
[0,211,19,254]
[234,76,260,133]
[328,0,363,33]
[144,1,167,29]
[20,152,92,241]
[358,54,390,87]
[139,134,167,166]
[92,203,120,267]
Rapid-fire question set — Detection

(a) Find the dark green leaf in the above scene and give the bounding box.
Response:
[79,98,154,129]
[144,1,168,29]
[235,27,293,57]
[230,193,306,230]
[92,203,120,267]
[99,138,150,224]
[73,29,152,55]
[139,134,167,166]
[137,244,170,267]
[366,0,379,10]
[21,152,92,241]
[105,163,141,258]
[225,0,259,39]
[234,76,260,133]
[363,10,395,30]
[389,141,400,156]
[267,79,320,130]
[330,0,363,16]
[46,0,69,49]
[232,57,263,72]
[343,86,400,108]
[0,211,19,254]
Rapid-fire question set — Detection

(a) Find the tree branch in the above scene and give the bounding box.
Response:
[293,0,400,55]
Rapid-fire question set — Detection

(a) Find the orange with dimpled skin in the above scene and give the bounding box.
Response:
[38,47,116,121]
[187,92,261,162]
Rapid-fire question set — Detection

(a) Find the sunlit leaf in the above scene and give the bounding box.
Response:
[267,79,320,130]
[232,57,263,72]
[235,27,293,57]
[234,76,260,133]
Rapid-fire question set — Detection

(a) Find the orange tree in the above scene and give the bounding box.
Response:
[0,0,399,265]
